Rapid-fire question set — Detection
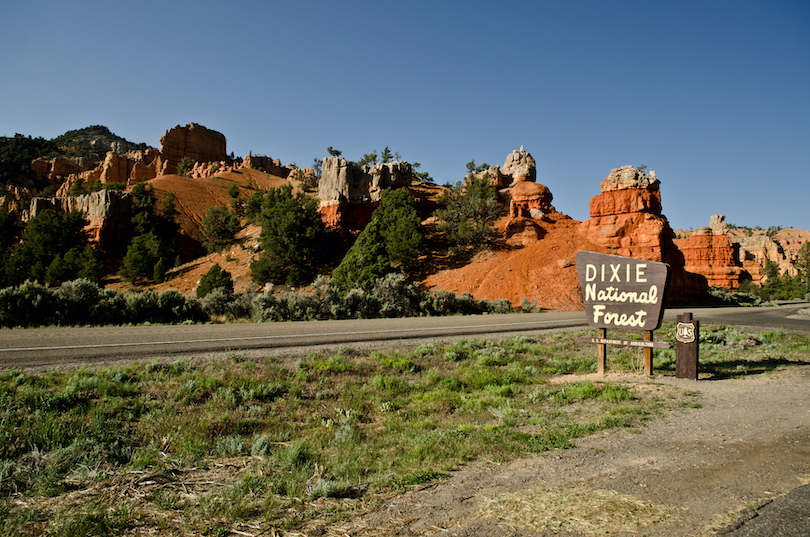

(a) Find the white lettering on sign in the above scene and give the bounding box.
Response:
[584,284,659,304]
[585,263,648,283]
[576,251,671,332]
[591,305,649,327]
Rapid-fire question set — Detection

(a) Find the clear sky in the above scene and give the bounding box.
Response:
[2,0,808,230]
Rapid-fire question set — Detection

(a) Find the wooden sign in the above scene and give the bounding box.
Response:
[575,251,671,331]
[577,336,673,349]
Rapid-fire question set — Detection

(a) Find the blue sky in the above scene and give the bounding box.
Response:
[2,0,808,230]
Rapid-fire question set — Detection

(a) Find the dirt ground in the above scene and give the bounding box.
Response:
[328,366,810,536]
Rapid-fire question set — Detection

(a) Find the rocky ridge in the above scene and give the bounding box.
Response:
[318,157,444,230]
[675,216,809,286]
[3,123,807,308]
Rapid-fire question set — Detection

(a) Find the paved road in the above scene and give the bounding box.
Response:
[717,484,810,536]
[0,303,807,371]
[0,312,588,370]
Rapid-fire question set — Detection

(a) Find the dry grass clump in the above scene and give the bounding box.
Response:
[476,482,672,533]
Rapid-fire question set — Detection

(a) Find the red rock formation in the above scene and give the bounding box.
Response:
[22,190,132,255]
[317,157,430,231]
[508,180,554,219]
[578,166,709,305]
[673,229,744,289]
[54,148,162,196]
[675,216,810,288]
[158,123,228,175]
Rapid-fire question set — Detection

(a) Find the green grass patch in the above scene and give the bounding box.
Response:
[0,325,804,534]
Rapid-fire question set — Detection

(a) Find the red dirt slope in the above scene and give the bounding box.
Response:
[424,217,606,311]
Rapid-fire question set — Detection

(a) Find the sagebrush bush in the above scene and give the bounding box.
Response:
[369,273,421,318]
[124,289,205,325]
[0,274,519,328]
[246,275,516,322]
[0,280,59,327]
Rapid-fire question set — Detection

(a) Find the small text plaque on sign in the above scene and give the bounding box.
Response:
[575,251,671,332]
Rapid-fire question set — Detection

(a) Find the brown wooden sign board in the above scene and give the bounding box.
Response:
[575,251,671,331]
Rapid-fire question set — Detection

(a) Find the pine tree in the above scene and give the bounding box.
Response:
[197,263,234,298]
[435,174,502,251]
[202,205,241,252]
[331,188,424,291]
[332,219,391,291]
[250,185,330,286]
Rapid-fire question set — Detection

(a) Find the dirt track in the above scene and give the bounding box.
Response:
[335,366,810,536]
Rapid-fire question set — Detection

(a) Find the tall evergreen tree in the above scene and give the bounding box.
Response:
[6,209,96,285]
[331,219,390,291]
[250,184,330,286]
[331,188,424,291]
[120,183,179,283]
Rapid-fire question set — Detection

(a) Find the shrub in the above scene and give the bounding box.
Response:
[197,264,234,298]
[57,278,104,325]
[201,205,241,253]
[124,289,205,325]
[0,281,59,327]
[369,273,421,318]
[198,287,252,319]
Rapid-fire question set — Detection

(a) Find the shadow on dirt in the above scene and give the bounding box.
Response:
[656,357,810,380]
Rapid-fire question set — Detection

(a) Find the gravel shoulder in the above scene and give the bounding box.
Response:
[336,365,810,536]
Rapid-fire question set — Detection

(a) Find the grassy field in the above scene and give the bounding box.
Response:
[1,323,807,536]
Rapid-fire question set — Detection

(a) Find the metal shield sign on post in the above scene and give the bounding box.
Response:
[676,321,696,343]
[575,251,671,332]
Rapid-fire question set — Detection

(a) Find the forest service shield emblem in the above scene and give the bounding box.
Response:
[676,322,696,343]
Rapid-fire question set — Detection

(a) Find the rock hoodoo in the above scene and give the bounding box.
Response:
[578,166,710,304]
[578,166,666,261]
[497,147,556,220]
[501,146,537,183]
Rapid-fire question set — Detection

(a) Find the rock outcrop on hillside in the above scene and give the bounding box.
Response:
[673,227,744,289]
[578,165,709,304]
[674,215,810,286]
[29,123,241,198]
[19,190,132,254]
[318,158,420,229]
[158,123,228,175]
[52,148,163,196]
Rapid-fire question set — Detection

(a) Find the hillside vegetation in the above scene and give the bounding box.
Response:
[1,125,809,327]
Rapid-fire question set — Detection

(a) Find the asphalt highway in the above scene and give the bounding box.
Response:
[0,303,807,371]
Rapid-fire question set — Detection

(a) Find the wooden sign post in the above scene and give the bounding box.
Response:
[576,251,672,376]
[675,312,699,379]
